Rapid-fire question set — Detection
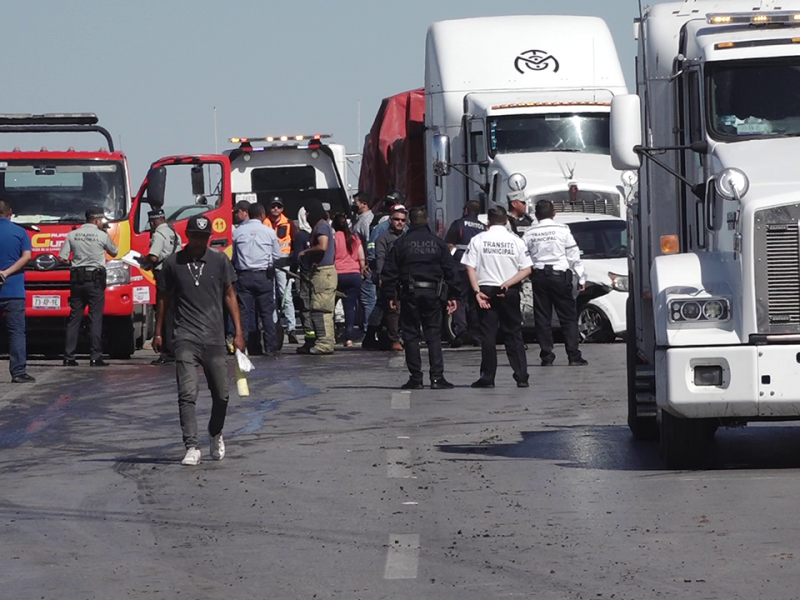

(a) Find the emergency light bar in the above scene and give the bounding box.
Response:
[229,134,331,144]
[707,11,800,25]
[0,113,99,126]
[491,101,610,110]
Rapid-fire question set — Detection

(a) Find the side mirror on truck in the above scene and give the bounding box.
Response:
[146,166,167,206]
[191,166,206,196]
[432,133,452,177]
[610,94,642,171]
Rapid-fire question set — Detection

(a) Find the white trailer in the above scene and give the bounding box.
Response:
[611,0,800,467]
[424,15,630,235]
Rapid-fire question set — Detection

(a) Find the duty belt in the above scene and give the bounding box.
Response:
[412,281,438,289]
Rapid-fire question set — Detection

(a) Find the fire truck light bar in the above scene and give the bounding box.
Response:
[707,11,800,25]
[0,113,99,126]
[229,134,331,144]
[491,101,610,110]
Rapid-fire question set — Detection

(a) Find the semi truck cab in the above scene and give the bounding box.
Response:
[611,1,800,467]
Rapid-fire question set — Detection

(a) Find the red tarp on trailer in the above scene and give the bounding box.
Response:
[359,88,425,209]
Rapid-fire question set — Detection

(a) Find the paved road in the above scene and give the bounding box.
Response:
[2,343,800,599]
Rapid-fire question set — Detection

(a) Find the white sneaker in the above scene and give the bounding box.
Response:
[181,447,201,466]
[210,433,225,461]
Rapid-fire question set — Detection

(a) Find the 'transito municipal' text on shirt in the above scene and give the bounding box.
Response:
[460,225,533,286]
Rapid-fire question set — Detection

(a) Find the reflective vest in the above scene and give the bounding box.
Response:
[265,213,292,255]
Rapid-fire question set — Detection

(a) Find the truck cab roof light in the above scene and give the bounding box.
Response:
[228,134,331,144]
[715,37,800,50]
[491,101,610,110]
[707,11,800,25]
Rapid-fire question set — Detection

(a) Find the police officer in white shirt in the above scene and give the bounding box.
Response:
[522,199,588,367]
[462,206,533,388]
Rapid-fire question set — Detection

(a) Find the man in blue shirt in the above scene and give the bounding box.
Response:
[232,202,283,355]
[0,199,34,383]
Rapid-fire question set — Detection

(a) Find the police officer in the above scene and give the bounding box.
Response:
[522,199,588,367]
[382,207,457,389]
[507,193,533,237]
[59,207,119,366]
[138,209,181,365]
[445,200,486,347]
[462,206,532,388]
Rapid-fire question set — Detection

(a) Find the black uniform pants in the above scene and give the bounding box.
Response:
[531,269,582,362]
[401,289,444,381]
[452,267,481,343]
[236,270,276,353]
[64,279,106,361]
[478,285,528,383]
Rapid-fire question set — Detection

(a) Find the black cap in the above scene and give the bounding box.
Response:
[148,208,166,220]
[269,196,284,207]
[85,206,105,221]
[234,199,251,212]
[186,214,212,234]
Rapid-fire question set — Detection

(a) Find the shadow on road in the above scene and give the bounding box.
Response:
[436,423,800,472]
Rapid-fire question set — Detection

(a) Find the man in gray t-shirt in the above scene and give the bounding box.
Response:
[154,214,244,466]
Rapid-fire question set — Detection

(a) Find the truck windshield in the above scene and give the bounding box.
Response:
[488,113,610,157]
[567,220,627,259]
[708,57,800,140]
[0,160,127,224]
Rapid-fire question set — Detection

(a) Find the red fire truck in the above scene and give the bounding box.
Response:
[1,114,232,358]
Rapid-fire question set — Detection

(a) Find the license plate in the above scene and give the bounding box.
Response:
[33,295,61,310]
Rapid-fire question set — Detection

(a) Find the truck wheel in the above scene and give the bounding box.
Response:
[578,304,615,343]
[659,410,709,469]
[106,316,135,359]
[626,297,658,440]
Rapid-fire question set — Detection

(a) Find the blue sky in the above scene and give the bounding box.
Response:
[1,0,642,186]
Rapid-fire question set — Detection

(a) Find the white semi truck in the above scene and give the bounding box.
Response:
[611,0,800,467]
[425,15,630,234]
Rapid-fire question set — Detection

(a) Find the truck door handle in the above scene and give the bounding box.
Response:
[210,239,227,248]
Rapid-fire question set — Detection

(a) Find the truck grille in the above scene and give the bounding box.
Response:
[529,191,621,217]
[766,223,800,326]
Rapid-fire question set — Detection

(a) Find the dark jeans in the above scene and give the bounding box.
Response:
[401,290,444,381]
[65,280,105,360]
[337,272,361,341]
[175,340,229,449]
[451,267,481,342]
[0,298,27,376]
[155,270,174,360]
[360,277,377,330]
[236,270,276,352]
[477,285,528,383]
[531,269,582,362]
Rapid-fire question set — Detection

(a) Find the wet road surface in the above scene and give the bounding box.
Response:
[2,343,800,599]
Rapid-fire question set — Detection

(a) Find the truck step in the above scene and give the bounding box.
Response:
[636,366,655,379]
[635,392,656,405]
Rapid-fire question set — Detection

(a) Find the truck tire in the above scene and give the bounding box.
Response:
[659,410,709,469]
[626,297,658,440]
[106,316,135,359]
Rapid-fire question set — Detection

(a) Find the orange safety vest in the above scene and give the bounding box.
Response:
[265,213,292,255]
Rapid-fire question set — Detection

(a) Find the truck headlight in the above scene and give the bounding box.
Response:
[106,259,130,287]
[669,298,730,323]
[609,272,629,292]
